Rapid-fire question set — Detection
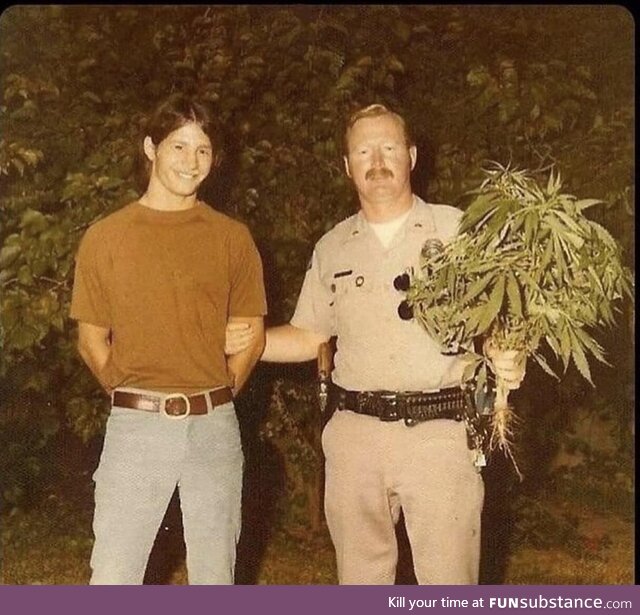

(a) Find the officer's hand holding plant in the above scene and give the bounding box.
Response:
[398,163,634,474]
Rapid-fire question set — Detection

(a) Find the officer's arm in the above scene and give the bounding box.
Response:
[226,315,265,395]
[262,324,329,363]
[77,321,113,392]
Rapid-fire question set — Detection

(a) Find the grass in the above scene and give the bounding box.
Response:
[2,497,93,584]
[1,465,633,585]
[502,500,634,584]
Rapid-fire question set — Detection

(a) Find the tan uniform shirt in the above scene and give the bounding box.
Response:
[70,201,267,394]
[291,196,466,392]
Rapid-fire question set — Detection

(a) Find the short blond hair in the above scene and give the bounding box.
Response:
[343,104,414,154]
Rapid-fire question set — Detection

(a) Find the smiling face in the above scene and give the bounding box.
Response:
[344,113,417,219]
[143,121,214,207]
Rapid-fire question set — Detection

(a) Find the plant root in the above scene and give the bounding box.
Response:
[489,380,524,481]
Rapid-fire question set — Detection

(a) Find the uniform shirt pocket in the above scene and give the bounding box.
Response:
[333,271,378,337]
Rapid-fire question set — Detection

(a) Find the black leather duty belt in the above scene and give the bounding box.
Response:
[328,383,469,426]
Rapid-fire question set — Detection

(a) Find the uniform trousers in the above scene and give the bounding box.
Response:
[89,388,243,585]
[322,410,484,585]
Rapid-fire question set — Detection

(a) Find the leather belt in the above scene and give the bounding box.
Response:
[329,383,468,426]
[112,387,233,419]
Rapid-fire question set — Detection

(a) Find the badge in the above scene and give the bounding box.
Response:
[421,238,444,259]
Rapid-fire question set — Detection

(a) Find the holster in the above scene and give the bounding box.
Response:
[461,372,495,461]
[317,340,335,427]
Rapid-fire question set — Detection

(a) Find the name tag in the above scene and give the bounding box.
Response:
[333,270,353,278]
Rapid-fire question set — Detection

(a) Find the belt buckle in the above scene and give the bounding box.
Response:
[162,393,191,420]
[378,392,400,422]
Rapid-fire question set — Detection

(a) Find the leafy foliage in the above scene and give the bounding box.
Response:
[0,6,634,511]
[260,378,323,530]
[404,164,633,471]
[405,164,634,386]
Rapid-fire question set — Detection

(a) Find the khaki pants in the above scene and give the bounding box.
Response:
[322,411,484,585]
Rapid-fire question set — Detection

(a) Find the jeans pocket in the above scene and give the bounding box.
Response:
[189,403,242,463]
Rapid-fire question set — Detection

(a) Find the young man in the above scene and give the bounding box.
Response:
[226,104,524,584]
[70,95,266,585]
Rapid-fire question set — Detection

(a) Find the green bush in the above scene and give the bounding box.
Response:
[1,6,633,512]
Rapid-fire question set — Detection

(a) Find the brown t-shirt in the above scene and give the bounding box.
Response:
[70,200,267,394]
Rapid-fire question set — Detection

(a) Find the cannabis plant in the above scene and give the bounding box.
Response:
[402,163,634,468]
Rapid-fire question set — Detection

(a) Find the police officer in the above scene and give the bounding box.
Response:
[226,104,524,584]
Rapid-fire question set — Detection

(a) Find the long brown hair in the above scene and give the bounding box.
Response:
[134,94,223,191]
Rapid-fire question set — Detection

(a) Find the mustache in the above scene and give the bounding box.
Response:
[365,168,394,180]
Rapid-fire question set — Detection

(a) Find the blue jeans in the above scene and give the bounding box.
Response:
[89,388,243,585]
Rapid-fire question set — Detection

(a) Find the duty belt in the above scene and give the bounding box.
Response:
[328,383,468,426]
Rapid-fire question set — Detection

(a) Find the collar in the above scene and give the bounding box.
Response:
[133,199,208,224]
[342,195,437,244]
[405,195,437,235]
